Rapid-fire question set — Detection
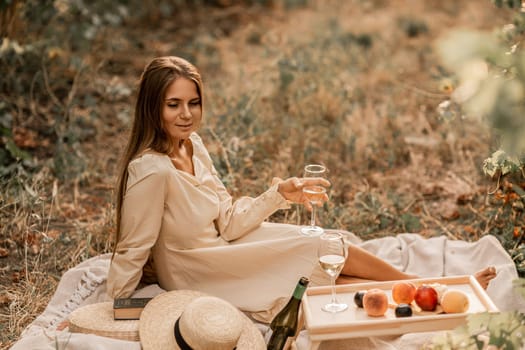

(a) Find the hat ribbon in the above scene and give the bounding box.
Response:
[174,318,194,350]
[173,317,237,350]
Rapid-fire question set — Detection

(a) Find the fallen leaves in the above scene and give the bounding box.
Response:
[12,127,51,149]
[437,201,460,220]
[0,293,12,306]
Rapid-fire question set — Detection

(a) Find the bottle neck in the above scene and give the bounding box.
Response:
[292,282,307,300]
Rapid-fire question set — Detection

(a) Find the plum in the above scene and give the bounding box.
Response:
[395,303,413,317]
[354,290,366,308]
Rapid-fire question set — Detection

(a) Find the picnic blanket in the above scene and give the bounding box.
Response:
[10,233,524,350]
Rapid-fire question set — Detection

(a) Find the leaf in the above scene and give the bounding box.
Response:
[400,213,422,231]
[483,149,522,177]
[5,138,31,161]
[13,127,39,148]
[0,293,11,305]
[437,201,460,220]
[0,247,8,257]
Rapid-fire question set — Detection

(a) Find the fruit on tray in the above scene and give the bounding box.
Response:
[394,303,413,317]
[363,288,388,317]
[427,282,448,302]
[352,282,470,317]
[354,290,366,308]
[414,285,439,311]
[441,289,469,313]
[391,281,417,304]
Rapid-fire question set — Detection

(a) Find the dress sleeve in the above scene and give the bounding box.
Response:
[191,133,291,241]
[214,177,291,241]
[106,155,167,298]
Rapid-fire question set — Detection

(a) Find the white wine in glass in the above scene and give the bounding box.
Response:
[300,164,327,237]
[318,232,348,313]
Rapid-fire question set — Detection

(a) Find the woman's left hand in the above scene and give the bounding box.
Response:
[273,177,330,211]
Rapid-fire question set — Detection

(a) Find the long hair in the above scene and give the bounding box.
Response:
[113,56,203,250]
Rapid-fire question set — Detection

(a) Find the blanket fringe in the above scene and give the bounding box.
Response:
[47,270,106,330]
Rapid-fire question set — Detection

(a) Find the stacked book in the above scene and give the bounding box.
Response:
[113,297,152,320]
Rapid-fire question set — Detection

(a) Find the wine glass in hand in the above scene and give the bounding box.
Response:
[300,164,327,237]
[318,232,348,313]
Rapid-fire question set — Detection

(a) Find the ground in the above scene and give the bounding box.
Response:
[0,0,523,348]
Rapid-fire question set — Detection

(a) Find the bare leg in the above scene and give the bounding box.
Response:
[337,244,497,289]
[339,245,417,282]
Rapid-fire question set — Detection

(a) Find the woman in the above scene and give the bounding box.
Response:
[106,56,496,320]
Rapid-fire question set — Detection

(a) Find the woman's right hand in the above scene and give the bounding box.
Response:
[273,177,330,211]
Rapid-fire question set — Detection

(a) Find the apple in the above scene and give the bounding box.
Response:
[414,285,438,311]
[391,281,417,304]
[363,288,388,317]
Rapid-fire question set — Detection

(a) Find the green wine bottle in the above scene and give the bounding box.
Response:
[267,276,310,350]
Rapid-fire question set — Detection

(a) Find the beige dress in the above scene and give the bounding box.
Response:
[107,133,329,317]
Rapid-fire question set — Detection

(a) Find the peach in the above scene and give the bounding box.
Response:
[441,290,469,313]
[391,281,416,304]
[363,289,388,317]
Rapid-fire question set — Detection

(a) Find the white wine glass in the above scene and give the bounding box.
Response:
[300,164,327,237]
[318,232,348,313]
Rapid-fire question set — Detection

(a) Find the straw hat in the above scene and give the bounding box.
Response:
[139,290,266,350]
[68,302,139,341]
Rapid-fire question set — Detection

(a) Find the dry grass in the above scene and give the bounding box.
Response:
[0,0,521,348]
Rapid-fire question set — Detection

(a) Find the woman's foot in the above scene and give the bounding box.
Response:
[475,266,497,289]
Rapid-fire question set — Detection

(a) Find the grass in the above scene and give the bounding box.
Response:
[1,0,524,348]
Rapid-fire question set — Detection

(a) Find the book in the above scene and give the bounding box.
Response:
[113,297,152,320]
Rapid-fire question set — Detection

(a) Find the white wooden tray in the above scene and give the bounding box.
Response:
[301,275,498,349]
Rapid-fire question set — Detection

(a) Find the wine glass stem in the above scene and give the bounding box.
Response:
[330,275,338,305]
[310,204,316,227]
